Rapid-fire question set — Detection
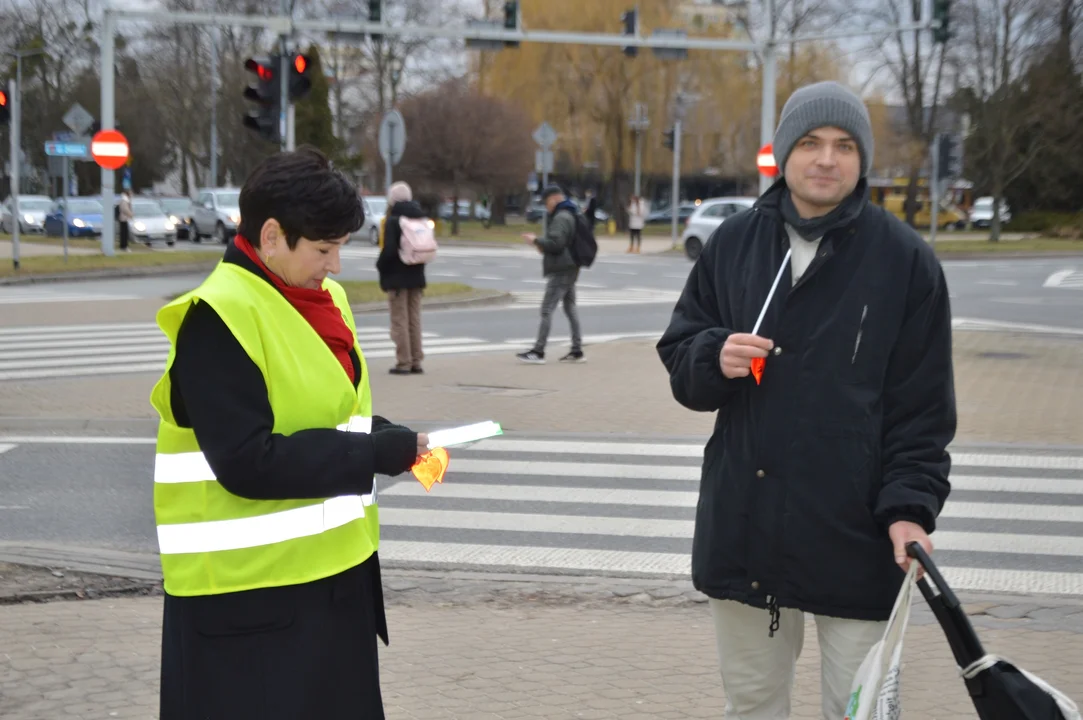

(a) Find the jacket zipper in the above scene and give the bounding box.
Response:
[852,304,867,364]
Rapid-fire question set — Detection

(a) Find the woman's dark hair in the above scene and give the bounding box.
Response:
[237,145,364,248]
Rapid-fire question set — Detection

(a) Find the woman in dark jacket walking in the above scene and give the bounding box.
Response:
[376,181,428,375]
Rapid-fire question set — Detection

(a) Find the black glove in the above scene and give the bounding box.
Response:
[371,427,419,477]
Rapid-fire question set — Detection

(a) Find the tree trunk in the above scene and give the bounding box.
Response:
[451,189,460,236]
[491,192,507,226]
[990,192,1003,243]
[905,168,920,227]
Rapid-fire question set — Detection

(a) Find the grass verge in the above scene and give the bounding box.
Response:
[0,249,219,279]
[931,237,1083,254]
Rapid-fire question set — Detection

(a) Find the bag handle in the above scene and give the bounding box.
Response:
[906,541,960,610]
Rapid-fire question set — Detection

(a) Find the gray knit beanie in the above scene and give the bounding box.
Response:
[773,81,874,178]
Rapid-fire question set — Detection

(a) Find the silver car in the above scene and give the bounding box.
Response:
[130,198,177,246]
[680,197,758,260]
[1,195,53,234]
[191,188,241,244]
[354,196,387,246]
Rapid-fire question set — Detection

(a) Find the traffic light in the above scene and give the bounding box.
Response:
[936,133,962,180]
[663,126,675,151]
[369,0,383,41]
[504,1,520,48]
[289,54,313,102]
[0,90,9,126]
[621,9,638,58]
[243,56,281,143]
[932,0,952,43]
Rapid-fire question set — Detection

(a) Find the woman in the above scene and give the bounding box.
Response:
[376,181,427,375]
[627,194,647,253]
[149,147,426,719]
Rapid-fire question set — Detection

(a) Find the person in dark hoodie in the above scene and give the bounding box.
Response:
[656,82,957,718]
[376,181,427,375]
[516,184,584,364]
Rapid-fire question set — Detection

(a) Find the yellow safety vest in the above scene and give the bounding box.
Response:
[149,261,377,597]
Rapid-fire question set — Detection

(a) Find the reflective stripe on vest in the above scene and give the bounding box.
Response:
[154,416,375,555]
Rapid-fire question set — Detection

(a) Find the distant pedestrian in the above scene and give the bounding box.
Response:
[583,190,599,230]
[627,195,647,253]
[118,191,133,253]
[377,181,427,375]
[657,81,957,719]
[517,184,584,364]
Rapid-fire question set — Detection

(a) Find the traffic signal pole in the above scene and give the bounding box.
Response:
[100,6,116,257]
[280,0,291,152]
[8,78,18,271]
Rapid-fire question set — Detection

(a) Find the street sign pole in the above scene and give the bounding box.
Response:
[378,110,406,193]
[532,121,557,236]
[8,78,19,271]
[62,157,69,262]
[671,118,682,249]
[930,134,940,248]
[100,7,116,257]
[384,122,395,192]
[760,0,778,196]
[629,102,649,197]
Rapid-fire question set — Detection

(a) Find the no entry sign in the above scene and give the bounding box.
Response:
[757,143,778,178]
[91,129,130,171]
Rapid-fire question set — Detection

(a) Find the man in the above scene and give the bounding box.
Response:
[517,184,584,364]
[656,81,956,718]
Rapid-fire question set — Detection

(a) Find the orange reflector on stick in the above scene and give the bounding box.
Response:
[750,357,765,385]
[412,447,449,491]
[748,248,792,386]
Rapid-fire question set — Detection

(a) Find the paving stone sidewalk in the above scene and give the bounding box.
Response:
[2,571,1083,720]
[1,330,1081,445]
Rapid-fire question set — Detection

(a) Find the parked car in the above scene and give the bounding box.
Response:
[129,198,177,247]
[44,198,104,238]
[190,188,241,244]
[1,195,53,234]
[969,196,1012,229]
[439,199,491,222]
[680,197,758,260]
[156,197,195,242]
[646,203,699,226]
[350,196,387,246]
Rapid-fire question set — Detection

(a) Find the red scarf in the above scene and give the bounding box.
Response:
[235,235,356,384]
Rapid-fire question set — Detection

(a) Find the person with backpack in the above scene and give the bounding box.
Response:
[517,184,587,364]
[376,181,430,375]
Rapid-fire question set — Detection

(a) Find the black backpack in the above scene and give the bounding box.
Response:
[568,212,598,268]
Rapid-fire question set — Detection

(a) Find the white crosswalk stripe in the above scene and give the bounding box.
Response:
[377,437,1083,597]
[0,287,138,305]
[0,322,505,382]
[1044,269,1083,289]
[341,246,536,260]
[511,287,681,308]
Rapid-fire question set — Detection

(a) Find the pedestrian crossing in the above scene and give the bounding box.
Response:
[0,322,499,382]
[377,436,1083,597]
[511,287,682,308]
[1044,269,1083,290]
[0,287,138,305]
[341,246,537,260]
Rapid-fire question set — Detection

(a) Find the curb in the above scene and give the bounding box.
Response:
[350,290,512,314]
[935,250,1083,260]
[0,261,219,286]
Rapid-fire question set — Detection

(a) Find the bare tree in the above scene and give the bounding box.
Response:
[954,0,1049,240]
[396,78,533,235]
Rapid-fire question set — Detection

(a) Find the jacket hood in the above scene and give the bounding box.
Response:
[390,200,425,219]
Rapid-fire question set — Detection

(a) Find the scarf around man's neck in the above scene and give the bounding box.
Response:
[779,179,869,242]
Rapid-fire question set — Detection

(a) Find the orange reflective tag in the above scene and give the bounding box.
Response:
[412,447,450,492]
[750,357,765,385]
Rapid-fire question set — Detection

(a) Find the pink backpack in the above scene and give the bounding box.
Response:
[398,217,438,265]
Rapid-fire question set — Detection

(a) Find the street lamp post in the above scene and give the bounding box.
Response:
[6,46,46,271]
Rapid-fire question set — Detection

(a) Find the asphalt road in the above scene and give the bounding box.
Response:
[2,436,1082,597]
[1,245,1081,337]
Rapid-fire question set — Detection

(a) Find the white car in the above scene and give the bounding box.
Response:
[681,197,758,260]
[129,198,176,246]
[351,196,387,246]
[969,196,1011,229]
[1,195,53,234]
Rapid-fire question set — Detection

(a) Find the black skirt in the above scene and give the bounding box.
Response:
[159,554,388,720]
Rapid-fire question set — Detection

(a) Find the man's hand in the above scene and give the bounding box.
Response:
[416,433,430,458]
[889,520,932,578]
[720,334,774,379]
[521,233,537,244]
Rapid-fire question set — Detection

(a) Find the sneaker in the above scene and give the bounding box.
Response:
[389,367,411,375]
[559,351,586,363]
[516,350,545,364]
[410,366,424,374]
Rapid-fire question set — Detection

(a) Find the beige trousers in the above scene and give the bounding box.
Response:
[709,599,886,719]
[388,288,423,369]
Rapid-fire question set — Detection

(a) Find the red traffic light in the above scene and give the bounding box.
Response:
[0,90,7,106]
[257,65,273,81]
[293,55,307,74]
[244,57,274,81]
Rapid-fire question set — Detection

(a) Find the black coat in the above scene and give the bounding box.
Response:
[160,241,391,719]
[376,200,427,291]
[657,180,957,624]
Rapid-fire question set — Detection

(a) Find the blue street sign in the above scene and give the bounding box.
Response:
[122,168,132,191]
[44,139,91,160]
